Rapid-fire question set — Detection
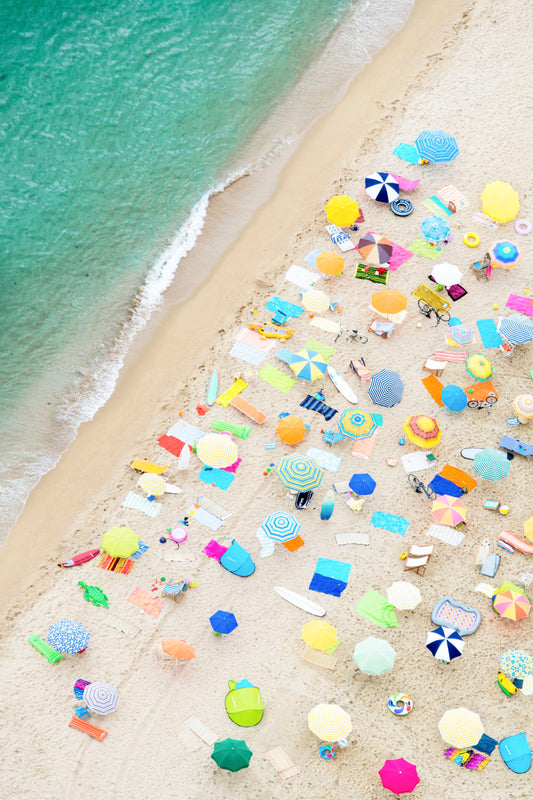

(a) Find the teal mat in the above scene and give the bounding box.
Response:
[476,319,503,348]
[198,466,234,490]
[371,511,409,536]
[393,143,419,165]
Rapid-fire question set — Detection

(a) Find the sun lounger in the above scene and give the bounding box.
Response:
[215,378,247,407]
[28,635,63,664]
[423,358,447,377]
[69,717,108,741]
[229,395,266,424]
[301,646,337,670]
[403,544,434,576]
[212,419,251,439]
[264,746,300,780]
[350,359,372,382]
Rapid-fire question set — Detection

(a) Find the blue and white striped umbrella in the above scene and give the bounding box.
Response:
[473,448,510,481]
[364,171,400,204]
[421,216,451,244]
[261,510,301,542]
[415,130,459,163]
[498,315,533,345]
[426,626,464,662]
[368,369,404,408]
[276,455,323,491]
[47,619,90,654]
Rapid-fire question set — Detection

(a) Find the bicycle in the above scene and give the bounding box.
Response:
[467,393,497,411]
[417,299,451,326]
[408,473,437,499]
[334,327,368,344]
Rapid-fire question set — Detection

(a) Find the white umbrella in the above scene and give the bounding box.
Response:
[430,262,463,287]
[386,581,422,611]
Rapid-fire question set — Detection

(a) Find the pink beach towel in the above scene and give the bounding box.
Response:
[506,294,533,318]
[351,431,377,460]
[236,328,275,352]
[127,587,164,619]
[391,174,420,191]
[203,540,229,562]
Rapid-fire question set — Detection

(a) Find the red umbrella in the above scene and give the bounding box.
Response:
[379,758,420,794]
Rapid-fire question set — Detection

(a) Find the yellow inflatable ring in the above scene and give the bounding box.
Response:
[463,232,480,247]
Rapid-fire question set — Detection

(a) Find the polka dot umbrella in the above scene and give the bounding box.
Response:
[500,650,533,679]
[47,619,90,654]
[83,681,120,715]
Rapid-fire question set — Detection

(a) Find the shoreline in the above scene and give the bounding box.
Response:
[0,0,468,616]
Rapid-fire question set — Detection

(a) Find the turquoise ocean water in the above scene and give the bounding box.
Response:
[0,0,414,543]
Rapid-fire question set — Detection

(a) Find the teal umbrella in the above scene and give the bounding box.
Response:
[473,448,510,481]
[353,637,396,675]
[211,738,252,772]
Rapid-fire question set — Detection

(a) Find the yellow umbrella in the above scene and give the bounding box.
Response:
[308,703,352,742]
[138,473,166,496]
[316,251,344,276]
[403,415,441,448]
[465,353,493,381]
[438,707,484,747]
[481,181,520,222]
[524,516,533,543]
[301,620,337,651]
[101,526,139,558]
[196,433,238,468]
[325,195,359,227]
[301,289,330,314]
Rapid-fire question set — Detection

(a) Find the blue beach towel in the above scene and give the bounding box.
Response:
[265,296,303,319]
[371,511,409,536]
[428,475,464,498]
[476,319,503,348]
[393,143,420,165]
[309,558,351,597]
[198,466,234,490]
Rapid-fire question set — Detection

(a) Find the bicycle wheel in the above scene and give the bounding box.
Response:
[355,334,368,344]
[467,400,479,409]
[486,394,497,405]
[426,487,438,500]
[436,308,451,323]
[417,300,431,317]
[408,473,421,491]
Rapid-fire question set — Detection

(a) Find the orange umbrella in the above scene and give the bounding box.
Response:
[277,415,306,445]
[493,591,531,621]
[371,289,408,316]
[316,251,345,276]
[161,638,196,660]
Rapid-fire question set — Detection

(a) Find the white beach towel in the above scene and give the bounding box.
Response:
[122,491,162,518]
[335,532,370,546]
[309,317,342,334]
[401,452,431,473]
[306,446,342,472]
[167,418,205,446]
[284,263,317,290]
[427,523,465,547]
[196,495,231,519]
[183,716,218,746]
[256,527,276,558]
[186,506,224,531]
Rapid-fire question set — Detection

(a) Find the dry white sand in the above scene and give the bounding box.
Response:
[1,1,533,798]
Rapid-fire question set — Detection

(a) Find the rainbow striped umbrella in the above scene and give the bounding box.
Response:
[308,703,352,742]
[493,590,531,621]
[276,454,323,491]
[289,349,328,381]
[438,707,484,747]
[197,433,238,467]
[447,324,473,345]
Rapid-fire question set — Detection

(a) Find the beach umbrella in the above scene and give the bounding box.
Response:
[325,195,359,227]
[447,324,473,346]
[302,620,337,651]
[465,352,493,381]
[386,581,422,611]
[498,315,533,345]
[431,495,467,527]
[161,638,196,660]
[197,432,238,468]
[368,369,404,408]
[307,703,352,742]
[426,626,464,662]
[513,394,533,421]
[353,637,396,675]
[441,384,468,411]
[261,510,300,542]
[431,262,463,287]
[473,448,510,481]
[415,129,459,163]
[481,181,520,223]
[403,415,441,448]
[211,738,252,772]
[524,516,533,542]
[364,171,399,203]
[138,473,166,496]
[348,472,376,495]
[338,409,377,441]
[421,216,450,244]
[493,590,531,621]
[209,611,238,635]
[301,289,330,314]
[370,289,407,317]
[289,349,328,381]
[277,415,306,444]
[83,681,119,715]
[101,526,139,558]
[438,708,484,748]
[500,650,533,679]
[490,240,521,269]
[379,758,420,795]
[316,250,344,276]
[47,619,90,654]
[276,454,323,491]
[357,233,393,265]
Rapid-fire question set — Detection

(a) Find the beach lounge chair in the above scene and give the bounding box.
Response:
[368,319,395,339]
[470,254,491,281]
[229,395,266,424]
[403,544,434,576]
[423,357,447,377]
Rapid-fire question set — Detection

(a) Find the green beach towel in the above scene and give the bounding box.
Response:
[410,239,441,260]
[258,364,296,393]
[356,590,399,628]
[304,339,336,361]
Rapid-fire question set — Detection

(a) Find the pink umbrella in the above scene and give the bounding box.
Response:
[379,758,420,794]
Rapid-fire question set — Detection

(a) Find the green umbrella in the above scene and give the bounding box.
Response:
[353,637,396,675]
[211,738,253,772]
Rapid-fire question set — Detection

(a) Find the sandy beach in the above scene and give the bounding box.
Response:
[2,0,533,798]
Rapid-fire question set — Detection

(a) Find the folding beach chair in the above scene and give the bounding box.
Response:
[403,544,434,576]
[423,357,447,377]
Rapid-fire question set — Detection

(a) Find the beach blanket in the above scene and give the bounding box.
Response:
[158,434,191,458]
[167,419,205,446]
[391,174,420,191]
[265,296,303,319]
[476,318,503,348]
[401,452,431,473]
[98,554,134,574]
[306,446,341,472]
[304,249,321,268]
[335,532,370,546]
[183,716,219,746]
[301,647,337,671]
[393,143,419,164]
[356,590,398,628]
[388,241,414,271]
[255,527,276,558]
[409,239,441,259]
[300,394,338,421]
[471,211,498,230]
[258,364,295,393]
[101,613,141,637]
[285,264,317,290]
[127,587,164,619]
[428,475,464,498]
[433,350,467,362]
[263,746,300,780]
[304,338,336,361]
[130,541,149,560]
[202,540,228,561]
[326,224,356,251]
[309,317,342,334]
[186,506,224,531]
[355,264,389,284]
[371,511,409,536]
[198,466,234,490]
[423,196,453,218]
[446,284,467,301]
[427,524,465,547]
[439,465,477,492]
[437,184,469,211]
[309,558,351,597]
[506,294,533,317]
[230,328,274,365]
[351,431,377,459]
[421,375,445,406]
[122,491,162,518]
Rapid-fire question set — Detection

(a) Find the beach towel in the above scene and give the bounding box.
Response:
[101,613,141,637]
[304,338,336,361]
[427,524,465,547]
[309,558,351,597]
[463,379,498,401]
[98,554,134,574]
[506,294,533,317]
[203,539,228,561]
[301,647,337,671]
[475,734,498,756]
[309,317,342,334]
[276,347,300,365]
[325,224,356,251]
[387,241,414,271]
[183,716,219,746]
[198,466,234,490]
[300,394,338,421]
[471,211,498,230]
[127,587,164,619]
[130,541,149,560]
[255,527,275,558]
[335,532,370,546]
[351,431,377,459]
[476,319,503,348]
[263,746,300,780]
[167,419,205,446]
[439,465,477,492]
[258,364,295,393]
[393,142,419,164]
[391,174,420,191]
[401,452,431,473]
[355,264,389,284]
[422,195,453,218]
[433,350,467,362]
[428,475,464,498]
[195,495,231,519]
[421,375,445,406]
[158,434,191,458]
[175,725,203,752]
[186,506,224,531]
[356,590,398,627]
[446,284,467,301]
[437,184,469,211]
[284,264,317,290]
[122,491,162,518]
[371,511,409,536]
[230,329,274,365]
[306,447,342,472]
[265,296,303,319]
[409,239,441,259]
[304,249,321,269]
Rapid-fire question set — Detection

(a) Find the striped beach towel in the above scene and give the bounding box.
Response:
[427,524,465,547]
[122,491,162,518]
[437,184,469,211]
[256,527,276,558]
[433,350,467,362]
[471,212,498,230]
